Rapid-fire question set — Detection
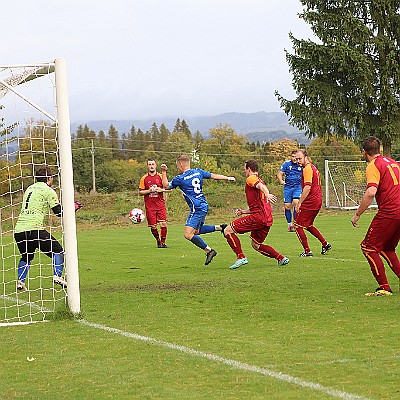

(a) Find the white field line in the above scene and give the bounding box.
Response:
[78,319,370,400]
[320,257,366,263]
[1,294,371,399]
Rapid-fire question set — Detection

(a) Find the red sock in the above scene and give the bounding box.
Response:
[151,227,160,242]
[307,225,327,246]
[160,226,167,244]
[225,233,245,259]
[295,227,310,252]
[363,250,391,291]
[258,244,283,261]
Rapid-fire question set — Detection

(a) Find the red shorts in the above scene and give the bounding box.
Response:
[146,207,167,226]
[294,208,320,228]
[231,214,271,245]
[361,214,400,253]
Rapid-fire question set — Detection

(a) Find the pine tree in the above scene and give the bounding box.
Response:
[107,124,120,159]
[181,119,192,140]
[275,0,400,156]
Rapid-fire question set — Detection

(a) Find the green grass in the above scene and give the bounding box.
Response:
[2,212,400,399]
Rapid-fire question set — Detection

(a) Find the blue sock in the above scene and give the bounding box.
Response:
[18,260,30,282]
[199,225,215,234]
[53,253,64,277]
[190,235,207,250]
[285,209,292,223]
[293,210,297,220]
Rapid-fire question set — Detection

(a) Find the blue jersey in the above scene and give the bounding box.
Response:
[168,168,212,213]
[279,160,303,188]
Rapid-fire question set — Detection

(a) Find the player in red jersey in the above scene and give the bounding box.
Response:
[139,159,169,248]
[351,136,400,296]
[222,159,289,269]
[293,149,331,257]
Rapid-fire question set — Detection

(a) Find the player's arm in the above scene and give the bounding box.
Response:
[160,164,170,189]
[277,170,285,185]
[235,207,250,216]
[255,181,277,203]
[210,173,236,182]
[295,185,310,212]
[351,186,377,227]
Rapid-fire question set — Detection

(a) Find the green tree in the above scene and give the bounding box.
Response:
[275,0,400,156]
[181,119,192,140]
[107,124,120,159]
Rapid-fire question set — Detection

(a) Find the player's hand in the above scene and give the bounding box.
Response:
[160,164,168,171]
[227,176,236,182]
[74,201,83,211]
[351,215,360,228]
[235,208,243,216]
[267,194,277,203]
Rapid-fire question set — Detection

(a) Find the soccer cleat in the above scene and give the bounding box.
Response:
[321,243,332,255]
[53,275,67,288]
[290,226,296,232]
[205,249,217,265]
[229,257,248,270]
[300,251,313,257]
[278,257,289,266]
[17,280,27,291]
[158,243,169,248]
[365,288,393,297]
[220,223,228,235]
[157,241,162,248]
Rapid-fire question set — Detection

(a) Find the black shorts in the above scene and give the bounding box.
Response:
[14,230,63,262]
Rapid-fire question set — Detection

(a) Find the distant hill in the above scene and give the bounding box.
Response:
[71,111,311,145]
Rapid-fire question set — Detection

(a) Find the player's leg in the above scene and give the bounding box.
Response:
[283,186,293,231]
[14,231,36,290]
[223,223,247,269]
[251,228,289,266]
[38,230,67,288]
[147,208,161,246]
[379,220,400,279]
[361,216,393,295]
[157,207,168,248]
[184,213,217,265]
[306,222,331,254]
[293,209,312,256]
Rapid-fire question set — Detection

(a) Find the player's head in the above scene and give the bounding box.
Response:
[291,150,299,163]
[362,136,381,158]
[35,166,54,184]
[176,155,190,173]
[244,159,259,176]
[147,159,157,174]
[295,149,309,167]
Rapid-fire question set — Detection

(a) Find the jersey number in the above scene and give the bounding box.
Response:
[387,163,400,185]
[192,178,201,194]
[24,192,33,209]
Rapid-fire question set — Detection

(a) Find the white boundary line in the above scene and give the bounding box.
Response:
[78,319,369,400]
[1,294,370,399]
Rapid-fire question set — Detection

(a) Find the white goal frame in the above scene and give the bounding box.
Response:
[324,160,377,210]
[0,58,80,323]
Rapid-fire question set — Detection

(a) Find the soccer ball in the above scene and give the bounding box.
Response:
[129,208,145,224]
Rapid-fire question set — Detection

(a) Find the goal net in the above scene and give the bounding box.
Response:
[324,160,377,210]
[0,59,80,325]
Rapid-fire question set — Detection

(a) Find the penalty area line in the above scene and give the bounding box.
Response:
[78,319,369,400]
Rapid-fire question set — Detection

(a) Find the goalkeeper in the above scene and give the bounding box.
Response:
[14,166,82,291]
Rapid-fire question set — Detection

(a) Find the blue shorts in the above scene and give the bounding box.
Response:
[283,185,302,203]
[186,211,207,231]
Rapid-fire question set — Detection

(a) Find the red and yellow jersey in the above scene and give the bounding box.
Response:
[366,155,400,218]
[245,174,273,225]
[138,173,165,211]
[301,163,322,210]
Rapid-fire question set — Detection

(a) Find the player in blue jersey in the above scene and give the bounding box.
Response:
[161,155,236,265]
[277,150,303,232]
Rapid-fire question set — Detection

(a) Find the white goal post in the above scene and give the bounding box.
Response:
[324,160,377,210]
[0,58,80,325]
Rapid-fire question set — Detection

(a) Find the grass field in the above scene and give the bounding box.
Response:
[2,211,400,400]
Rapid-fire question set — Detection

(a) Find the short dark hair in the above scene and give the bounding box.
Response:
[35,166,54,182]
[291,150,298,155]
[245,159,259,172]
[362,136,381,156]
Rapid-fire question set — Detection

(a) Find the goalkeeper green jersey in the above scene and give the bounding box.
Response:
[15,182,60,233]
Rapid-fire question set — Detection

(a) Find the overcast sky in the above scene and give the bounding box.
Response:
[4,0,314,123]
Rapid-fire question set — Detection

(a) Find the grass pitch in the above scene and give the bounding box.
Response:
[2,212,400,399]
